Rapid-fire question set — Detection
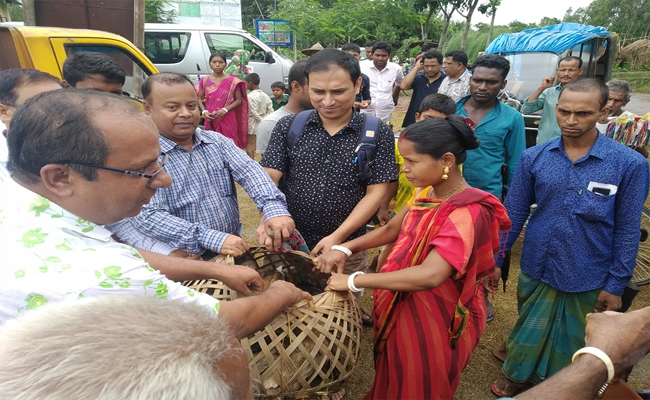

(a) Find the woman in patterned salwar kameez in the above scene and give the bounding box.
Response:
[318,116,511,399]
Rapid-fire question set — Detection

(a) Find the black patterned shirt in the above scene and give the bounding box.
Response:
[261,111,397,248]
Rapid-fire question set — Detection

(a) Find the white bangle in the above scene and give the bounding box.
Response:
[331,245,352,257]
[348,271,365,293]
[221,107,228,113]
[572,347,615,383]
[202,110,209,115]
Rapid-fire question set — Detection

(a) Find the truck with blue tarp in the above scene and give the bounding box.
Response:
[485,23,617,147]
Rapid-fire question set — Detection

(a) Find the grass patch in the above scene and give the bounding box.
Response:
[611,71,650,93]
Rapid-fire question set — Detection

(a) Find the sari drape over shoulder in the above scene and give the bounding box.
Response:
[365,188,511,400]
[200,75,249,148]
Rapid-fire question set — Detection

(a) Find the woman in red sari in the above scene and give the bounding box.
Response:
[198,52,249,148]
[318,116,511,399]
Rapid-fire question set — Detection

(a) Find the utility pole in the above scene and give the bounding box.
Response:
[133,0,146,95]
[23,0,35,25]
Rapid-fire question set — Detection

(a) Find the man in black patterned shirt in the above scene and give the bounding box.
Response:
[261,49,397,276]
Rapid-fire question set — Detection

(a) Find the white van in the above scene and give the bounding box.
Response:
[144,24,293,95]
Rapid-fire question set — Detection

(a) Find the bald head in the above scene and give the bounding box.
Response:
[7,89,145,182]
[141,72,195,103]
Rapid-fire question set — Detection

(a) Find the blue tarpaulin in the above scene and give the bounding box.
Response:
[485,23,611,54]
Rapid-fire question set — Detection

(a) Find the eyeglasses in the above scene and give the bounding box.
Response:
[58,153,167,188]
[557,69,580,73]
[442,61,457,66]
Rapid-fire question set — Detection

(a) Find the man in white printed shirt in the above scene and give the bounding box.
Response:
[361,41,403,122]
[438,50,471,102]
[0,89,310,333]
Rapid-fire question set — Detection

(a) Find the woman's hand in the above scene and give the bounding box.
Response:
[314,249,348,274]
[326,272,350,291]
[202,110,214,120]
[213,108,228,118]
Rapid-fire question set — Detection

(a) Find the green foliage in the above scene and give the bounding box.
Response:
[272,0,421,48]
[145,0,177,23]
[508,20,537,32]
[442,25,510,61]
[8,3,23,21]
[394,36,422,62]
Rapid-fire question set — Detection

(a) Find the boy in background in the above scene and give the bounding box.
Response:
[270,81,289,110]
[377,93,456,224]
[342,43,372,112]
[245,73,273,158]
[373,93,456,269]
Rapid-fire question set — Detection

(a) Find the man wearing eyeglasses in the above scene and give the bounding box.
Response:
[0,89,311,333]
[521,56,584,144]
[438,50,471,102]
[0,68,269,294]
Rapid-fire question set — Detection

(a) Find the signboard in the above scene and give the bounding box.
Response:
[255,19,293,48]
[169,1,242,28]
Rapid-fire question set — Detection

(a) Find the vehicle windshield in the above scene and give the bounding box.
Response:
[502,52,559,101]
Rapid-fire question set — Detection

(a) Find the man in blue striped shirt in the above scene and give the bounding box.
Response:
[111,72,293,258]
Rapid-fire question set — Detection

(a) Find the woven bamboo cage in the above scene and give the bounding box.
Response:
[183,247,363,399]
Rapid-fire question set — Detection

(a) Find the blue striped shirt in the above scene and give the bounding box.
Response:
[126,129,289,255]
[499,134,650,295]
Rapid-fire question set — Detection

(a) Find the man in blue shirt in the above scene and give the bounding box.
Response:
[456,54,526,201]
[456,54,526,324]
[490,79,650,397]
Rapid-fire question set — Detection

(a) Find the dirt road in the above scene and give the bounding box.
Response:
[627,92,650,115]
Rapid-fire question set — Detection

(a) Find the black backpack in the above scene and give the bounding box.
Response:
[286,110,382,183]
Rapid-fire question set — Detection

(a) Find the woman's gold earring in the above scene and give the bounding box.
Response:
[442,166,449,180]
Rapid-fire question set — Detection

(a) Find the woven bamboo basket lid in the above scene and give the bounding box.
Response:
[183,247,363,399]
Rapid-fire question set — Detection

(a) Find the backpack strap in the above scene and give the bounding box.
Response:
[286,110,315,150]
[356,114,382,183]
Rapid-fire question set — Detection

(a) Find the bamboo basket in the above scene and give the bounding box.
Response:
[183,247,363,399]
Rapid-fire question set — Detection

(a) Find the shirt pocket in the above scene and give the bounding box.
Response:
[573,189,616,223]
[208,164,236,198]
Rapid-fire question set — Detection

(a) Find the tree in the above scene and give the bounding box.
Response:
[455,0,480,51]
[145,0,177,24]
[478,0,500,47]
[8,2,23,21]
[539,16,561,26]
[438,0,462,50]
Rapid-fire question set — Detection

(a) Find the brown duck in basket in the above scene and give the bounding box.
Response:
[183,247,363,399]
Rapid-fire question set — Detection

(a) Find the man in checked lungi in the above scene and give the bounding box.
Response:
[490,78,650,397]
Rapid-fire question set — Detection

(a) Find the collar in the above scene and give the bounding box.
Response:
[550,131,608,161]
[305,109,364,135]
[449,69,470,82]
[159,128,215,153]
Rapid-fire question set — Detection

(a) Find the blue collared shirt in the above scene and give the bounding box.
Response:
[457,97,526,199]
[499,134,650,295]
[521,84,562,145]
[126,129,289,255]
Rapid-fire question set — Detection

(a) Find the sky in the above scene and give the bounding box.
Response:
[452,0,595,26]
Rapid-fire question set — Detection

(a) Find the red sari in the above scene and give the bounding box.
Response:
[366,188,511,400]
[200,75,249,148]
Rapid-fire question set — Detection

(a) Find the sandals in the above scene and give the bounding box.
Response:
[491,376,528,397]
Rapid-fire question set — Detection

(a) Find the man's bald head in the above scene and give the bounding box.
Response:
[7,90,144,182]
[141,72,195,103]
